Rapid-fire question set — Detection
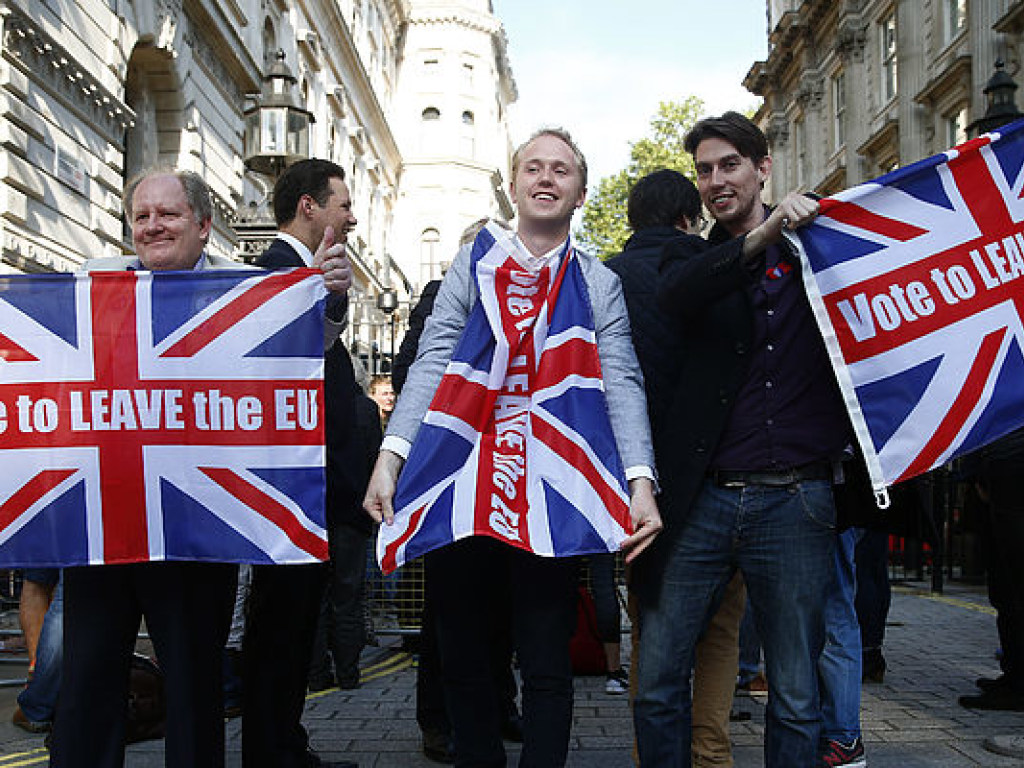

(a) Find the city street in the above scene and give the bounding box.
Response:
[0,582,1020,767]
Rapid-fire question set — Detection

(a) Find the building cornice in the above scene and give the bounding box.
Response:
[1,3,134,145]
[994,3,1024,35]
[914,55,972,106]
[858,118,899,158]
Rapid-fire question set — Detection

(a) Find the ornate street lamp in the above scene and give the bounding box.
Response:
[243,50,314,178]
[377,289,399,374]
[969,60,1024,136]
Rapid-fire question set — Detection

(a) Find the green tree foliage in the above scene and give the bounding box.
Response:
[577,97,705,259]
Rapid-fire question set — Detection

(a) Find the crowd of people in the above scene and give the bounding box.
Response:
[5,111,1022,768]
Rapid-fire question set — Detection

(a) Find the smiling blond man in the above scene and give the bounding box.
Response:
[364,128,662,766]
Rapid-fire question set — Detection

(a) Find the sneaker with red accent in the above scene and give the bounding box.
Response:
[820,737,866,768]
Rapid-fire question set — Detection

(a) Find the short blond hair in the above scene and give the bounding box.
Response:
[511,127,588,190]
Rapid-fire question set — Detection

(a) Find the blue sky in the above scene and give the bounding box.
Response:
[491,0,770,185]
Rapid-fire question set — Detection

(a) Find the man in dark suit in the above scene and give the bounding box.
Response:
[242,158,359,768]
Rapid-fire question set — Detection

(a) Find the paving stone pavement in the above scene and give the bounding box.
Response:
[0,581,1020,766]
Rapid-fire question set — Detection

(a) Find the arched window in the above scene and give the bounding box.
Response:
[460,111,475,158]
[421,108,441,152]
[420,228,441,284]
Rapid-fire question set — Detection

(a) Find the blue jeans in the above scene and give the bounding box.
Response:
[819,528,863,744]
[737,595,762,684]
[634,479,836,768]
[18,575,63,723]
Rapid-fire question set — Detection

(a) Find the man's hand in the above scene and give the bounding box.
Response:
[363,450,405,524]
[620,477,662,563]
[314,225,352,295]
[740,192,819,261]
[765,192,819,240]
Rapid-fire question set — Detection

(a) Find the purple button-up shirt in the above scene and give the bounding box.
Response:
[710,234,851,472]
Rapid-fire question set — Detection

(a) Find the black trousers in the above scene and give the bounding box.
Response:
[51,561,237,768]
[982,466,1024,691]
[309,523,369,686]
[241,562,328,768]
[416,550,519,735]
[431,538,578,768]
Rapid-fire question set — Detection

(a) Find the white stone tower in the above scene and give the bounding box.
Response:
[392,0,517,293]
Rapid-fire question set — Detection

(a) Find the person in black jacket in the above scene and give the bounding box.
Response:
[606,169,748,765]
[632,113,844,768]
[243,158,358,768]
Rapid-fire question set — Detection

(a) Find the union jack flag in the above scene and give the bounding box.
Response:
[792,118,1024,494]
[378,223,632,574]
[0,267,329,567]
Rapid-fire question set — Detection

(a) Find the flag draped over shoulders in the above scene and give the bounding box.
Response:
[790,118,1024,497]
[378,222,633,574]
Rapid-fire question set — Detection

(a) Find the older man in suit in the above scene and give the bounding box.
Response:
[243,158,359,768]
[364,128,663,766]
[50,168,245,768]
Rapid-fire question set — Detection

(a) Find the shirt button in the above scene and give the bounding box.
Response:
[767,343,775,352]
[766,418,774,426]
[767,309,775,317]
[765,381,773,389]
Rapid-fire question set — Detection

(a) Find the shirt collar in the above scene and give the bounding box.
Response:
[275,232,315,267]
[509,232,569,273]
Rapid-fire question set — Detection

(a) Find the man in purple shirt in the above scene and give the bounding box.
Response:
[633,112,850,768]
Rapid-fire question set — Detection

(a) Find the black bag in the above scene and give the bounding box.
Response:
[125,654,166,744]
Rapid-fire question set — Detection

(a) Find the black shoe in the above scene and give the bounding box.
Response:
[862,651,886,684]
[308,674,337,693]
[422,728,455,764]
[959,688,1024,711]
[337,674,360,690]
[304,750,357,768]
[501,709,523,743]
[976,675,1012,693]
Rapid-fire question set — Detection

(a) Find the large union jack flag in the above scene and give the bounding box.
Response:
[378,223,632,574]
[0,267,329,567]
[792,118,1024,494]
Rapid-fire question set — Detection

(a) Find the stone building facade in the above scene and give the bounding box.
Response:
[746,0,1024,200]
[0,0,516,368]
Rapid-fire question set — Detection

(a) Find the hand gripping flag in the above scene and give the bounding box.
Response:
[790,118,1024,497]
[378,223,633,574]
[0,267,329,567]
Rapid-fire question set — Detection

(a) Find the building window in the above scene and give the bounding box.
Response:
[462,62,474,90]
[943,0,967,44]
[460,111,475,158]
[793,117,805,188]
[420,228,442,284]
[832,71,846,150]
[946,107,967,148]
[881,14,897,102]
[422,107,440,121]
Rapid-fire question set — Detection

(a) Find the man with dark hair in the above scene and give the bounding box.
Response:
[607,169,748,765]
[243,158,359,768]
[631,112,852,768]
